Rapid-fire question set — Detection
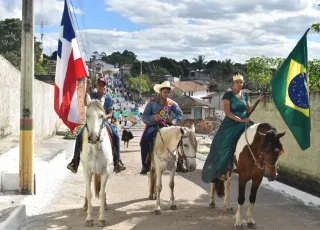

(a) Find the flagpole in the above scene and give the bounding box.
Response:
[247,83,270,118]
[20,0,34,194]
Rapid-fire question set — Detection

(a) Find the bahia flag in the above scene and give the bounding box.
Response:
[54,0,87,132]
[271,29,310,150]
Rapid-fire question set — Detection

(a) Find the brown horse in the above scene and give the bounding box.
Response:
[209,123,285,229]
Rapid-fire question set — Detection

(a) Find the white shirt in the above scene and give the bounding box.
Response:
[122,120,132,129]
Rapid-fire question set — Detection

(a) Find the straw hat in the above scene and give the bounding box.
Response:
[153,81,174,93]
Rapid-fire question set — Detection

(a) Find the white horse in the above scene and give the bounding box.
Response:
[148,125,198,215]
[80,100,113,227]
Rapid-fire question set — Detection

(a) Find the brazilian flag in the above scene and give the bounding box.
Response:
[271,29,310,150]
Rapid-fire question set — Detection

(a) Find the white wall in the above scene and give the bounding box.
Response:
[210,93,224,110]
[0,54,62,140]
[183,90,207,99]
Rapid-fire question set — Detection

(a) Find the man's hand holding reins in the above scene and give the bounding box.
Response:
[154,114,162,121]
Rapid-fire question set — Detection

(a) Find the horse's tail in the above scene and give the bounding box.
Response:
[215,179,225,197]
[94,173,101,198]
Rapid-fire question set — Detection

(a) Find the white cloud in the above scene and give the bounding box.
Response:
[0,0,82,26]
[5,0,320,63]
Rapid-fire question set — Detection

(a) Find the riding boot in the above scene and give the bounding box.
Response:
[114,159,126,173]
[176,159,188,173]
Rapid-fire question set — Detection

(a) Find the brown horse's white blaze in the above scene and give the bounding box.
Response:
[148,125,197,215]
[209,123,285,230]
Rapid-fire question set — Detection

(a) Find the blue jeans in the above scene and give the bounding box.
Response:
[140,124,158,168]
[109,122,120,161]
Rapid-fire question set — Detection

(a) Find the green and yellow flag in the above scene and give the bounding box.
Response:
[271,29,310,150]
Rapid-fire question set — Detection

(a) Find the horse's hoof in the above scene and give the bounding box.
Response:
[247,222,257,229]
[226,207,234,214]
[82,205,87,211]
[234,225,243,230]
[85,220,93,227]
[170,205,177,210]
[98,220,106,227]
[209,203,215,209]
[154,210,161,215]
[148,195,153,200]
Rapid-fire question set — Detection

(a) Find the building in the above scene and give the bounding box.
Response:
[171,81,208,99]
[172,95,213,120]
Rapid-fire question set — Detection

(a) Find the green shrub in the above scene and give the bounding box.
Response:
[64,125,84,139]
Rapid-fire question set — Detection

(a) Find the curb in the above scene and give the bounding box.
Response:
[0,149,68,228]
[0,205,26,230]
[195,151,320,208]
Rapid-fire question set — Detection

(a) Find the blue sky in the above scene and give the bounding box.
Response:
[2,0,320,63]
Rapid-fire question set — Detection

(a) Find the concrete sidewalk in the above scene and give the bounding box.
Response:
[19,137,320,230]
[0,134,75,230]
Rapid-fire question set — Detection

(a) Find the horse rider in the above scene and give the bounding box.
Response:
[67,77,126,174]
[201,72,264,183]
[140,81,187,175]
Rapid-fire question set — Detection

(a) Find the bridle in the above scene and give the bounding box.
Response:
[157,124,197,162]
[244,122,282,170]
[85,119,106,143]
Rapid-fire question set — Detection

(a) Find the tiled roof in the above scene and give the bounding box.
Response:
[171,81,208,92]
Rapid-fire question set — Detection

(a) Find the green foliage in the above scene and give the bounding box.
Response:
[311,4,320,33]
[192,54,207,78]
[128,76,151,94]
[64,125,83,139]
[92,50,137,66]
[0,18,49,73]
[308,59,320,91]
[245,56,284,90]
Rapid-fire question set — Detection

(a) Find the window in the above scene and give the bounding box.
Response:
[181,108,192,114]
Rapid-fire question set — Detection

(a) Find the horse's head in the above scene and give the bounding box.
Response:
[86,100,106,144]
[180,125,197,172]
[259,129,285,181]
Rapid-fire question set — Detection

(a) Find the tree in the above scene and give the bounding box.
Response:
[245,56,284,91]
[312,4,320,33]
[192,55,207,79]
[147,64,170,84]
[308,59,320,91]
[128,76,151,94]
[50,51,58,60]
[0,18,48,72]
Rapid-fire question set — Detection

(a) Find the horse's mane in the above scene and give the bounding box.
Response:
[154,126,197,155]
[87,100,105,114]
[257,123,277,133]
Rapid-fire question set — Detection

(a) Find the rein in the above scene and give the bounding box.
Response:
[156,124,196,162]
[244,122,280,170]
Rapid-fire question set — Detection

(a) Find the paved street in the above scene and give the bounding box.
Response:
[20,137,320,230]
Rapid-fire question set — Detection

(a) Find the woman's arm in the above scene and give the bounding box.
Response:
[223,100,247,123]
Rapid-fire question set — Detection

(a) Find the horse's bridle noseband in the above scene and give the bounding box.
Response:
[85,119,106,143]
[157,124,196,162]
[245,123,282,170]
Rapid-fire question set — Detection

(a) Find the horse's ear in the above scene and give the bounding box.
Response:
[190,124,195,132]
[277,132,286,139]
[180,127,186,135]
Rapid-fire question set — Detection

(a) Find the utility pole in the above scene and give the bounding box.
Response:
[20,0,34,194]
[139,61,142,98]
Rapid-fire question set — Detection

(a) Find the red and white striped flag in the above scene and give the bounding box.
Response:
[54,0,87,132]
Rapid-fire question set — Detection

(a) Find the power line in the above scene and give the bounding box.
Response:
[68,0,89,61]
[77,0,91,60]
